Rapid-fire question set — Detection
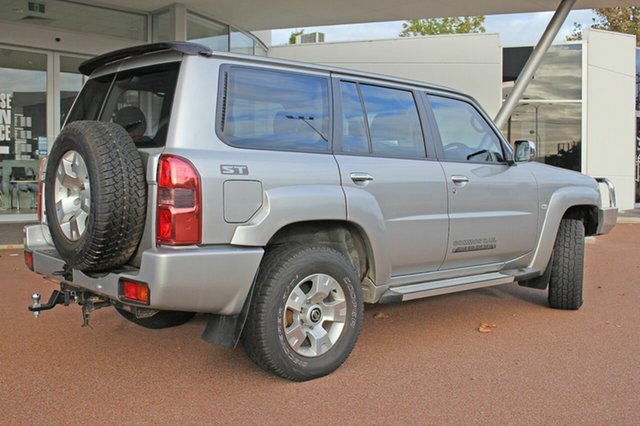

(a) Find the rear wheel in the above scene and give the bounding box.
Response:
[115,308,195,329]
[548,218,585,310]
[242,245,363,381]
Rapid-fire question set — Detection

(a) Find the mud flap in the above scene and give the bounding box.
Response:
[201,275,256,350]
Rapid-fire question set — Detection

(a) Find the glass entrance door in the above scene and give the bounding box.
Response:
[0,47,90,215]
[0,47,48,213]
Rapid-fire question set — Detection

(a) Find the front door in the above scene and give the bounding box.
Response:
[427,94,539,270]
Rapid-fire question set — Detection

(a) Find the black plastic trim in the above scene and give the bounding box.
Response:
[79,42,212,76]
[378,290,403,304]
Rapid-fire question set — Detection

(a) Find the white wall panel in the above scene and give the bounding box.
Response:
[583,29,636,211]
[269,33,502,117]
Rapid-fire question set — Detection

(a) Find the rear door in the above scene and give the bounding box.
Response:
[333,77,448,277]
[425,93,539,270]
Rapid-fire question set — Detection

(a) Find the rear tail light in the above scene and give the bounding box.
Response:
[24,250,34,271]
[156,155,201,245]
[120,279,150,304]
[37,157,46,222]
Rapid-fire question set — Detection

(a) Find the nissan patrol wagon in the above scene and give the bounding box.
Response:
[24,42,617,381]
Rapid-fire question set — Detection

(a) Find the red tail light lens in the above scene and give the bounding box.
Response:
[24,250,34,271]
[120,280,150,304]
[156,155,201,245]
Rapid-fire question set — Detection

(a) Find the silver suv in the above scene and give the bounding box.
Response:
[24,42,618,381]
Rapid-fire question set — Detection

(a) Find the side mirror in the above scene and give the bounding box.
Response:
[514,140,536,162]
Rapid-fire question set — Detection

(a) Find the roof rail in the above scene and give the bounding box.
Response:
[79,42,212,76]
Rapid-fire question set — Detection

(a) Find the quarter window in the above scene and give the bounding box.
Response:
[429,95,505,163]
[221,67,330,152]
[339,82,425,158]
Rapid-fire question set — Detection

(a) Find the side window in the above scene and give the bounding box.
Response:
[339,82,425,158]
[221,67,330,152]
[340,82,369,153]
[429,95,505,163]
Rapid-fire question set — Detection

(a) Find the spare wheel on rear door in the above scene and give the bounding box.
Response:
[45,121,147,272]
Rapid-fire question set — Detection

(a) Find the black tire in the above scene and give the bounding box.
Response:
[548,218,585,310]
[45,121,146,272]
[115,308,196,329]
[242,245,363,381]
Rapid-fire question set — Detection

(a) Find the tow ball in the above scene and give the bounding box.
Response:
[29,287,110,327]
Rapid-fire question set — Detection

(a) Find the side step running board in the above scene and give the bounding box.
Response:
[379,272,515,304]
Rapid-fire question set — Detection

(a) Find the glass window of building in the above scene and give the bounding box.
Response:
[187,12,229,51]
[254,42,268,57]
[506,103,581,171]
[0,0,147,41]
[503,45,583,101]
[0,48,47,213]
[152,9,173,42]
[60,56,88,126]
[503,44,583,172]
[230,28,255,55]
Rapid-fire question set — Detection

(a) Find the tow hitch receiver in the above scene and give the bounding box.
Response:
[29,290,72,317]
[28,286,111,327]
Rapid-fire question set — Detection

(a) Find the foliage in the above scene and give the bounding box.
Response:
[289,29,304,44]
[567,7,640,45]
[399,16,486,37]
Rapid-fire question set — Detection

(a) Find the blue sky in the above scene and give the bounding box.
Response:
[271,10,598,46]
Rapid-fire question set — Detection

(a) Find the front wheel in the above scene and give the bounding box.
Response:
[242,245,363,381]
[548,218,585,310]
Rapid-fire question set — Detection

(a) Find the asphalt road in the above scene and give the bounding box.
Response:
[1,224,639,424]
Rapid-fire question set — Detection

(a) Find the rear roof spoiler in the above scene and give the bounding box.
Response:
[79,42,212,76]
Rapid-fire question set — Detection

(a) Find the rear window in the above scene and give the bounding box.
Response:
[218,66,331,153]
[66,62,180,147]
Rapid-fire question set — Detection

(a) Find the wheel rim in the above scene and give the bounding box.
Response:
[283,273,347,357]
[54,150,91,241]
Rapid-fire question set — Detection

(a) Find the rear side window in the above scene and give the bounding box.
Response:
[219,67,330,152]
[66,62,180,147]
[339,81,425,158]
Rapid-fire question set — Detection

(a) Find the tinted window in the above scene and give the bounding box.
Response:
[338,82,425,158]
[65,74,112,124]
[429,95,505,163]
[340,82,369,153]
[221,67,330,152]
[67,62,180,147]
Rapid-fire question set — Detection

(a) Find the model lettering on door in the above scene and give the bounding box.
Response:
[220,165,249,175]
[452,237,497,253]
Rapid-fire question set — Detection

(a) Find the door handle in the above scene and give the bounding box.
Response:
[451,175,470,185]
[350,172,374,184]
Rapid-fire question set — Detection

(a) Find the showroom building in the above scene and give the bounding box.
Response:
[0,0,638,221]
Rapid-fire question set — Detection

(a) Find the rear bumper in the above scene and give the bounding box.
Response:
[25,224,263,315]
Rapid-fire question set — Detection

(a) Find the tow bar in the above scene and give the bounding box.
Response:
[29,284,111,327]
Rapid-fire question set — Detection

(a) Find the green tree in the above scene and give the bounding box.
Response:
[567,7,640,45]
[399,16,486,37]
[289,29,304,44]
